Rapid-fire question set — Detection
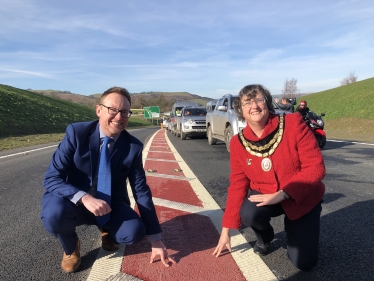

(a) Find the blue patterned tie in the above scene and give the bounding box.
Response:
[96,136,113,226]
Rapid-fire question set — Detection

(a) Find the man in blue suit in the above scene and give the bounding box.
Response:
[41,87,175,272]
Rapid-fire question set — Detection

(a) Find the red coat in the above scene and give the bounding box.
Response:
[222,113,325,229]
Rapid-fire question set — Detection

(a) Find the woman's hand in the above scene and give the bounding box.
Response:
[150,240,176,267]
[248,191,285,206]
[212,227,231,257]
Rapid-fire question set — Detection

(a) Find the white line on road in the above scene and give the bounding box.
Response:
[328,139,374,146]
[0,144,58,159]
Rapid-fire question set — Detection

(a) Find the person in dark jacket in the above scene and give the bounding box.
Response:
[296,100,310,117]
[275,97,294,112]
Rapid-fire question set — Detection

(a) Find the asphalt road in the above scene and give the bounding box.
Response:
[0,127,158,281]
[1,127,373,281]
[167,130,374,281]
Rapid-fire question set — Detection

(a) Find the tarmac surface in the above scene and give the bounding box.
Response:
[86,129,277,281]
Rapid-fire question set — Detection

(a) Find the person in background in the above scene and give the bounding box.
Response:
[213,84,325,272]
[296,100,310,117]
[275,97,294,113]
[41,86,175,273]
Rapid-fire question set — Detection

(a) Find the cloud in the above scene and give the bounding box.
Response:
[0,68,54,79]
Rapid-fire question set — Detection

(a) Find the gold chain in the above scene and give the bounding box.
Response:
[239,114,284,158]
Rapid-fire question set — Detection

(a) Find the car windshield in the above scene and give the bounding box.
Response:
[183,109,207,116]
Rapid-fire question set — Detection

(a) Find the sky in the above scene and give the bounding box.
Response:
[1,0,373,99]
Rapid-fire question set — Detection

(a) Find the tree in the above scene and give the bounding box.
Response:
[282,78,298,98]
[340,72,357,86]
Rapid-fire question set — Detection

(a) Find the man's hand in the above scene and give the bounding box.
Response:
[213,227,231,257]
[80,194,111,216]
[150,240,176,267]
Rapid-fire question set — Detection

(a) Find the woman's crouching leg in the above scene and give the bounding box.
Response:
[285,201,322,271]
[240,191,283,244]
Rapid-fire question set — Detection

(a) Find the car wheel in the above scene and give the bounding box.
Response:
[180,129,186,140]
[207,126,217,145]
[224,125,233,152]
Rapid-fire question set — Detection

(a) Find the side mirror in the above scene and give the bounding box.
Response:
[288,98,297,105]
[218,105,227,111]
[321,113,325,117]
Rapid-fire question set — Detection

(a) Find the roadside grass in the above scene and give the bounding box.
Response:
[325,118,374,142]
[295,77,374,143]
[296,77,374,120]
[0,84,97,137]
[0,84,156,151]
[0,115,156,151]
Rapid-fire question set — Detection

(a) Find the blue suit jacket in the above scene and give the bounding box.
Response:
[43,120,161,235]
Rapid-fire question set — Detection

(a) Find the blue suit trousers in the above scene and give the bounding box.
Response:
[41,193,146,254]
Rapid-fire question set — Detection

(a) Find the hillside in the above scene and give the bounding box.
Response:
[295,77,374,120]
[295,77,374,142]
[28,89,213,111]
[28,89,100,108]
[0,85,150,140]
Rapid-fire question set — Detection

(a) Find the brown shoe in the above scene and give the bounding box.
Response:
[101,232,119,251]
[61,239,81,273]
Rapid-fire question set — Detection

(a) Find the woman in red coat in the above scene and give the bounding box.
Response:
[213,84,325,271]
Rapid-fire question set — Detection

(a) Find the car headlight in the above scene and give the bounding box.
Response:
[183,119,193,124]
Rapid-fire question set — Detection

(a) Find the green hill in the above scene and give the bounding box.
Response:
[0,85,151,140]
[295,77,374,120]
[295,77,374,142]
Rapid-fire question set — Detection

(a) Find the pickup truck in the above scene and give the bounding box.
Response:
[170,101,200,137]
[206,94,289,152]
[176,106,207,140]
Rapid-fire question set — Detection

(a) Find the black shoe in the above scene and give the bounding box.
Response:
[253,242,270,256]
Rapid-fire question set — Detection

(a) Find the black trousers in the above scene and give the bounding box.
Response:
[240,190,322,271]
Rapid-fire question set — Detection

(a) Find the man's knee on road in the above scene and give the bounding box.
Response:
[114,218,146,245]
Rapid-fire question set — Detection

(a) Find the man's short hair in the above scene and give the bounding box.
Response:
[100,87,131,105]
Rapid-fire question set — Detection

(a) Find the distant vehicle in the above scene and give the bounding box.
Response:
[162,116,170,130]
[170,101,200,136]
[206,94,290,152]
[206,100,217,112]
[304,111,326,148]
[175,106,207,140]
[165,118,171,131]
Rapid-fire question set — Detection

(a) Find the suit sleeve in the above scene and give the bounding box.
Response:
[43,124,82,198]
[128,145,162,235]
